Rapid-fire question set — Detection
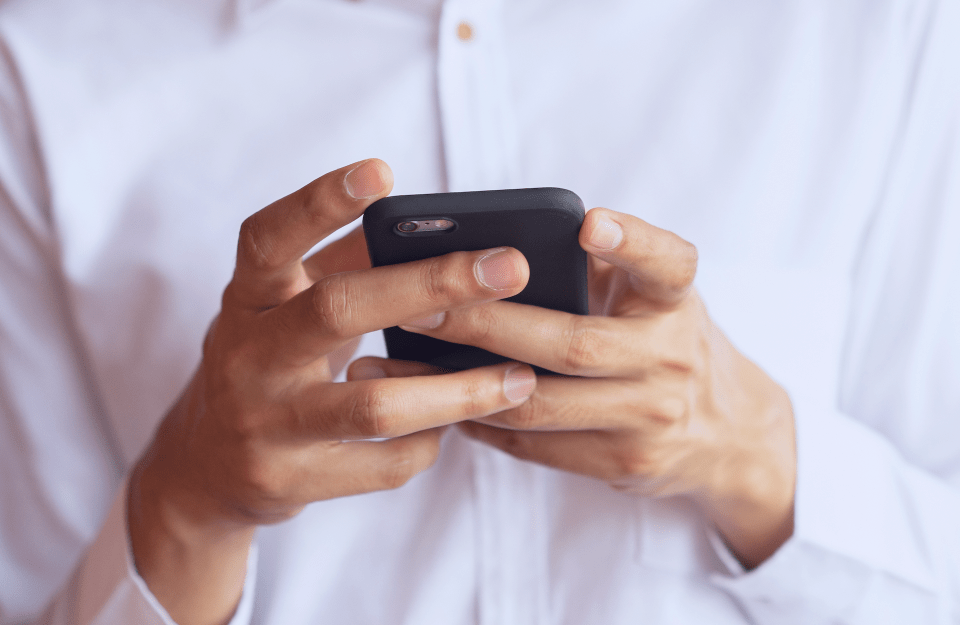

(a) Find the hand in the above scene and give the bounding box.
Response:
[127,159,538,625]
[385,207,797,569]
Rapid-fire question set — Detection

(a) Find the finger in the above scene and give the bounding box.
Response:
[353,358,688,436]
[458,422,627,482]
[346,356,446,381]
[231,159,393,308]
[262,246,528,365]
[460,422,685,495]
[303,227,371,282]
[292,428,446,504]
[285,361,537,440]
[579,208,698,307]
[474,375,688,432]
[400,300,663,377]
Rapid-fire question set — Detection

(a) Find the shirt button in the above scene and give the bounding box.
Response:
[456,21,474,42]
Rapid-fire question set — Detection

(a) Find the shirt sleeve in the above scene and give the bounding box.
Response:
[709,1,960,621]
[711,407,960,623]
[36,481,259,625]
[0,32,257,625]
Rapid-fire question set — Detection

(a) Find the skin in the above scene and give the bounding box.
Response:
[373,207,797,569]
[129,159,796,624]
[128,159,538,625]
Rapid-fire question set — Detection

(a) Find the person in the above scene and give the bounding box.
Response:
[1,0,958,623]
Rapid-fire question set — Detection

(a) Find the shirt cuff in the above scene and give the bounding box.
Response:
[50,477,258,625]
[708,392,957,622]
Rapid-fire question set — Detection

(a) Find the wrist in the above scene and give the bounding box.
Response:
[128,416,256,625]
[704,470,795,571]
[702,358,797,569]
[128,450,256,561]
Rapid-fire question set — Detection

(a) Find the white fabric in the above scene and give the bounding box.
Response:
[0,0,958,623]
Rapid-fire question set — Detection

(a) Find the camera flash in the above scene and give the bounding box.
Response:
[396,219,456,233]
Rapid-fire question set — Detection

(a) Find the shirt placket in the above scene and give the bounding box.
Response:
[436,2,544,624]
[465,441,547,625]
[437,0,522,192]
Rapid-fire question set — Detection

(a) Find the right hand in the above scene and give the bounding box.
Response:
[127,159,536,625]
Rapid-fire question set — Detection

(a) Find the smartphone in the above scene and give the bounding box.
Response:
[362,187,589,373]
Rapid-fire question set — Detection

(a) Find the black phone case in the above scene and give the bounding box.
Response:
[363,188,588,373]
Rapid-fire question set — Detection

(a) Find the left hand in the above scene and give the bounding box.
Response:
[349,207,796,568]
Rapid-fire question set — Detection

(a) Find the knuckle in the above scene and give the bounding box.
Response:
[220,346,253,390]
[612,447,662,482]
[458,376,495,418]
[561,319,605,374]
[210,343,261,409]
[648,396,689,426]
[460,305,498,347]
[659,355,696,378]
[380,463,414,490]
[298,183,333,229]
[655,334,698,378]
[310,274,355,339]
[241,449,290,503]
[379,445,423,490]
[419,253,469,306]
[350,383,398,438]
[232,410,270,448]
[238,215,275,272]
[502,395,548,430]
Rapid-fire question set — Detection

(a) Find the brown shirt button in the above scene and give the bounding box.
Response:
[456,21,474,42]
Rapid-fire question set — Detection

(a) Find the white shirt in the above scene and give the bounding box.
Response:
[0,0,958,623]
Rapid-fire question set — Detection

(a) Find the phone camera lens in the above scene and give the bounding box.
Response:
[397,221,418,233]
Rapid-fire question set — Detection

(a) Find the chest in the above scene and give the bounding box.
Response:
[26,0,903,485]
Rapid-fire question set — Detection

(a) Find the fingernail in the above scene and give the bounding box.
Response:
[589,215,623,250]
[344,160,385,200]
[476,248,522,290]
[352,362,386,380]
[503,365,536,403]
[400,312,446,331]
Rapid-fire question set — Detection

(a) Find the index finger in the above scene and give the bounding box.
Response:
[283,361,537,440]
[579,208,698,307]
[230,159,394,309]
[260,246,529,367]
